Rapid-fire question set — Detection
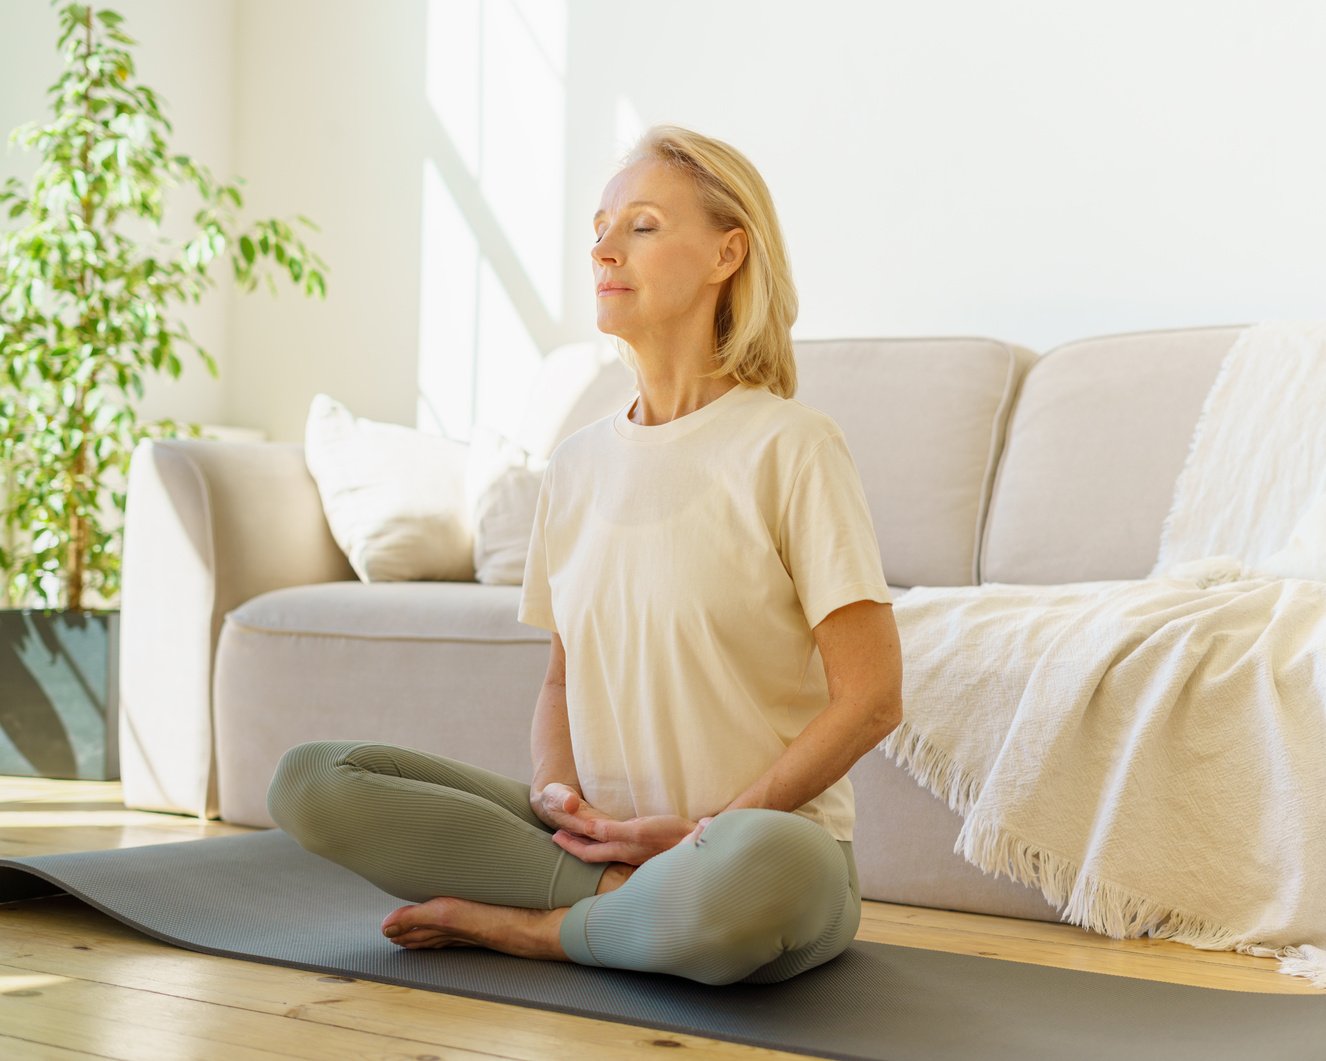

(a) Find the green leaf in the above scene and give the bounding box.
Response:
[0,3,328,611]
[90,138,117,166]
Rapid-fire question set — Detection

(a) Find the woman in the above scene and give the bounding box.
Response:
[267,125,903,986]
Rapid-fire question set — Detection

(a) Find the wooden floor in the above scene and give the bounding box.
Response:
[0,777,1316,1060]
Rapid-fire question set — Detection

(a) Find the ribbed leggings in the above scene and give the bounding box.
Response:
[266,740,861,985]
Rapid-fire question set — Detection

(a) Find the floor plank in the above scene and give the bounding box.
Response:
[0,776,1317,1061]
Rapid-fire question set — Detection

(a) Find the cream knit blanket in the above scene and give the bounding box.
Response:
[877,320,1326,989]
[1153,319,1326,581]
[883,576,1326,988]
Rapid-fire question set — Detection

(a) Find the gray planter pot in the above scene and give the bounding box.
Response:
[0,609,119,781]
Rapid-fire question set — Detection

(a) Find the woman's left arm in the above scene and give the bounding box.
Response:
[722,598,903,816]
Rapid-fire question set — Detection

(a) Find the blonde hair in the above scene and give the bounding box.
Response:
[609,125,799,398]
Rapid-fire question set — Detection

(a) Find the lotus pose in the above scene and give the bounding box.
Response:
[267,125,903,986]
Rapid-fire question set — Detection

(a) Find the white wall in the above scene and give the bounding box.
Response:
[7,0,1326,446]
[0,0,236,431]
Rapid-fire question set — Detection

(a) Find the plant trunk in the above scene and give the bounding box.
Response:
[66,6,95,613]
[68,446,87,611]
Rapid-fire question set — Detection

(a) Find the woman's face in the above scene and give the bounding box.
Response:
[591,159,745,347]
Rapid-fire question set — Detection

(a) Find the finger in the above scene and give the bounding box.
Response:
[541,784,577,814]
[583,818,633,842]
[547,815,599,843]
[551,830,640,864]
[551,828,603,853]
[550,830,610,861]
[685,817,714,847]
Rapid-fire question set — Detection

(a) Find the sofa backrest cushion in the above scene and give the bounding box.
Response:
[513,340,637,460]
[980,324,1245,584]
[794,338,1036,589]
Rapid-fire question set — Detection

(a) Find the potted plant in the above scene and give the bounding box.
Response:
[0,1,328,780]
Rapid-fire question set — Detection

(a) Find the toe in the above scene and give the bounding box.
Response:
[381,903,420,936]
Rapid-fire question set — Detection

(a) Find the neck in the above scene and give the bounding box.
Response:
[628,372,740,426]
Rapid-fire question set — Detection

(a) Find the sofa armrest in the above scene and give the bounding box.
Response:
[118,438,355,817]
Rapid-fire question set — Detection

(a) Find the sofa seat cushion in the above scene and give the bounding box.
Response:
[224,580,545,643]
[214,582,550,828]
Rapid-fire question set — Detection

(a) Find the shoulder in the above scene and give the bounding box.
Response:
[770,391,845,442]
[543,410,618,475]
[740,387,847,463]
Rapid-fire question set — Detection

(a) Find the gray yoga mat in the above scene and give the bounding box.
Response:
[0,829,1321,1061]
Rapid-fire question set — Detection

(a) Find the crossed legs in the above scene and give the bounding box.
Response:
[267,740,860,986]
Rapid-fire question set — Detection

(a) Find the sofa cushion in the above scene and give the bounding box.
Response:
[215,582,551,827]
[465,426,547,585]
[304,394,473,583]
[225,580,540,642]
[793,338,1036,588]
[980,325,1243,584]
[511,339,637,460]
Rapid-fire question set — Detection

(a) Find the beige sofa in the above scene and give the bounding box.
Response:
[118,323,1239,925]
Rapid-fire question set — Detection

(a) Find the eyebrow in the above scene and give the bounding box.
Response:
[593,200,665,222]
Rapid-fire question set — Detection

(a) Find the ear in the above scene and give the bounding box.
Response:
[714,227,748,281]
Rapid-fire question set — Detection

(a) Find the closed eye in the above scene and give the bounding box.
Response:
[594,227,655,243]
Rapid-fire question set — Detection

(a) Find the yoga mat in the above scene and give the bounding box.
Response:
[0,829,1321,1061]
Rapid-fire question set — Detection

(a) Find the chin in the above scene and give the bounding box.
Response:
[595,318,630,341]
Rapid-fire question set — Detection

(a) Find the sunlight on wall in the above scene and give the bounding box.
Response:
[615,95,646,165]
[417,159,477,440]
[418,0,568,442]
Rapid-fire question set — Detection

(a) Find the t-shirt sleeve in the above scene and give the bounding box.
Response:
[517,460,558,634]
[780,430,893,631]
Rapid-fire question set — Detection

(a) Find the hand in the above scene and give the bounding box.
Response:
[531,782,620,836]
[549,813,701,866]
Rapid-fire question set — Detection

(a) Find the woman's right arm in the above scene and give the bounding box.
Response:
[530,632,579,803]
[528,632,604,832]
[529,633,626,837]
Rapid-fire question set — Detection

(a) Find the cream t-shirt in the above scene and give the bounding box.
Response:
[517,380,892,841]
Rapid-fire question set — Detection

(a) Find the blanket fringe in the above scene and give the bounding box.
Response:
[1270,945,1326,988]
[957,808,1250,948]
[878,719,1326,990]
[879,718,983,817]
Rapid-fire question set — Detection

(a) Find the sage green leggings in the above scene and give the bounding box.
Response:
[266,740,861,986]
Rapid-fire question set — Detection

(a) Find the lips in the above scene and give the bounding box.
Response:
[597,282,632,294]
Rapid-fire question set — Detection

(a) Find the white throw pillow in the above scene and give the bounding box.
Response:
[305,393,474,582]
[1259,492,1326,582]
[466,424,547,585]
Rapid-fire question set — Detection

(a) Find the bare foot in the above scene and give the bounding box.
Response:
[381,897,569,959]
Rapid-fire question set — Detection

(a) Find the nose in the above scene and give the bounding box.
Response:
[591,229,621,268]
